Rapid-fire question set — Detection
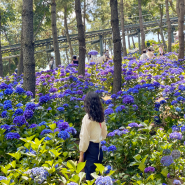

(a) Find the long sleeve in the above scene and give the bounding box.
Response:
[101,122,107,140]
[79,116,91,152]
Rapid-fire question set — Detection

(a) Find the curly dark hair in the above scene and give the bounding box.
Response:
[84,91,104,123]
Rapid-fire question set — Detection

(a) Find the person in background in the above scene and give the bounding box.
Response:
[105,50,110,61]
[159,45,164,56]
[140,49,148,60]
[72,55,78,64]
[147,47,154,59]
[79,91,107,180]
[49,57,56,70]
[147,41,150,48]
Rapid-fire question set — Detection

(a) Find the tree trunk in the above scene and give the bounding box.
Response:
[165,0,172,52]
[75,0,86,76]
[0,10,3,77]
[110,0,122,94]
[120,0,127,56]
[158,31,161,43]
[66,48,69,65]
[18,23,24,76]
[178,0,184,59]
[22,0,35,97]
[132,36,135,48]
[159,5,167,50]
[64,6,73,62]
[138,0,145,50]
[127,31,131,49]
[51,0,61,67]
[84,0,86,33]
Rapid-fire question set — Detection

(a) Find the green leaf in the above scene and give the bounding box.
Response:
[76,162,86,174]
[94,163,105,175]
[90,172,99,179]
[141,155,148,163]
[11,160,16,168]
[134,154,141,161]
[8,151,21,160]
[138,163,145,172]
[70,175,80,183]
[67,160,77,170]
[161,168,168,177]
[49,123,56,131]
[86,179,95,185]
[78,172,86,183]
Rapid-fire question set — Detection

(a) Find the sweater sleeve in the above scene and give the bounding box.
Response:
[101,122,107,140]
[79,115,91,152]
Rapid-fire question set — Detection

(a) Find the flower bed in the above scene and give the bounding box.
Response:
[0,52,185,184]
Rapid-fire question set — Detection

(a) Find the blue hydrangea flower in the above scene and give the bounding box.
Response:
[95,176,113,185]
[58,131,70,140]
[160,155,174,166]
[29,124,37,129]
[40,129,53,135]
[26,91,33,97]
[6,132,20,140]
[107,145,117,152]
[104,108,114,115]
[181,126,185,132]
[15,87,25,94]
[15,108,24,115]
[67,182,78,185]
[102,146,108,151]
[1,111,8,118]
[25,102,36,111]
[173,180,181,185]
[25,167,49,184]
[122,95,134,104]
[65,127,77,135]
[63,104,69,107]
[16,103,23,107]
[107,132,115,137]
[39,95,50,104]
[0,176,7,181]
[4,88,13,95]
[38,121,48,127]
[176,107,181,112]
[3,103,12,110]
[57,107,64,111]
[44,136,51,141]
[101,140,106,146]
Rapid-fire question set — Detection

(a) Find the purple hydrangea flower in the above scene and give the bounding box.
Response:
[102,146,108,151]
[24,110,34,120]
[15,87,25,94]
[65,127,77,135]
[128,123,139,128]
[122,95,134,104]
[1,111,8,118]
[101,140,106,146]
[95,176,113,185]
[107,132,115,137]
[169,132,182,140]
[57,122,69,130]
[144,166,155,173]
[57,107,64,111]
[4,88,13,95]
[29,124,37,129]
[13,116,26,126]
[26,91,33,97]
[173,180,181,185]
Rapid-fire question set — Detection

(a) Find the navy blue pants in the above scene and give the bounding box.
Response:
[84,142,103,180]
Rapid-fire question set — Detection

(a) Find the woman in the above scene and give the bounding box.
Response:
[79,91,107,180]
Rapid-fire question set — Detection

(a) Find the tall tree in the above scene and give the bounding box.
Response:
[177,0,184,59]
[0,10,3,77]
[159,4,167,50]
[51,0,61,67]
[18,23,24,76]
[165,0,172,52]
[138,0,145,50]
[120,0,127,56]
[75,0,86,76]
[22,0,35,97]
[83,0,86,33]
[64,6,73,61]
[110,0,122,94]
